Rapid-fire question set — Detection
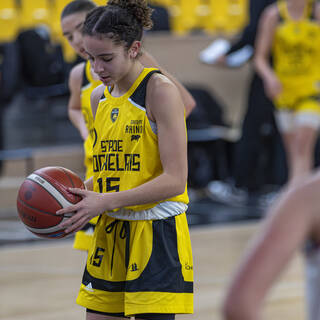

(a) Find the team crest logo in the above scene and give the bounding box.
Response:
[111,108,119,122]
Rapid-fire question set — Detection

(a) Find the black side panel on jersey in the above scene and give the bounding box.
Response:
[129,70,161,110]
[82,64,90,88]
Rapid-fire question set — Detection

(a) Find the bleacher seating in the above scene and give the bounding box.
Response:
[0,0,19,42]
[19,0,50,30]
[0,0,248,64]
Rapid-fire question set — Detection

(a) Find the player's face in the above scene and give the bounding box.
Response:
[61,11,88,59]
[84,35,137,86]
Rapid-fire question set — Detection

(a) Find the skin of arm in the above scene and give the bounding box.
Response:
[57,73,188,233]
[222,173,320,320]
[254,4,282,100]
[139,50,196,117]
[67,62,89,140]
[80,84,105,193]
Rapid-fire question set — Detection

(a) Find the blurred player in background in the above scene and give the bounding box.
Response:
[57,0,193,318]
[61,0,100,251]
[254,0,320,186]
[60,0,195,251]
[201,0,282,208]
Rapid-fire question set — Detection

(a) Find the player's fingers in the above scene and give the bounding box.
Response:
[68,187,87,196]
[56,204,78,215]
[65,216,88,234]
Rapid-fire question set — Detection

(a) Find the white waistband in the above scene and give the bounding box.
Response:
[106,201,188,221]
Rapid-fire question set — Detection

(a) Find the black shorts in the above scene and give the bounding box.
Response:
[87,309,175,320]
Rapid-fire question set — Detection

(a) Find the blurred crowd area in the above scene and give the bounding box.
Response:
[0,0,248,47]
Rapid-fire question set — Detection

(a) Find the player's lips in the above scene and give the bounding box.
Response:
[99,75,111,82]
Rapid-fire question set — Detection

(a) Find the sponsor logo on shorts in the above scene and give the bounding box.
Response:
[129,263,139,272]
[85,282,94,292]
[185,263,193,271]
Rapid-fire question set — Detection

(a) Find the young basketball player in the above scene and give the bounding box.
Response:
[222,168,320,320]
[60,0,195,252]
[254,0,320,186]
[57,1,193,318]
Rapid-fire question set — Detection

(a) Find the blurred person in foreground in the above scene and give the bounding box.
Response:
[222,167,320,320]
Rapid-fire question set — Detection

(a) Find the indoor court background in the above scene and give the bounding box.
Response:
[0,0,307,319]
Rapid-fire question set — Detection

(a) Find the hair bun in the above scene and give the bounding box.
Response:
[108,0,153,29]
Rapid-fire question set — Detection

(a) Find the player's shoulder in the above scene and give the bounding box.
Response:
[261,3,280,24]
[91,84,106,104]
[69,62,86,86]
[148,72,176,96]
[70,62,86,79]
[314,2,320,21]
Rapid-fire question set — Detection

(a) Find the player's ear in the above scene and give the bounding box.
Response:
[129,41,141,59]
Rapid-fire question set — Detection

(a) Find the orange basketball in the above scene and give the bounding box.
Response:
[17,166,85,239]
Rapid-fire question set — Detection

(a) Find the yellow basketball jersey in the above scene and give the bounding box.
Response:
[81,60,101,180]
[272,0,320,101]
[92,67,189,213]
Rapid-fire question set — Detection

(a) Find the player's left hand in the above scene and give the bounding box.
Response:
[56,188,106,233]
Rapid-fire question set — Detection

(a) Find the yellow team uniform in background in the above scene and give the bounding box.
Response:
[73,61,100,251]
[272,0,320,114]
[76,68,194,316]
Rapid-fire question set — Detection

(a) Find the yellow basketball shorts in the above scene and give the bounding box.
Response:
[76,213,194,316]
[275,93,320,115]
[73,217,99,251]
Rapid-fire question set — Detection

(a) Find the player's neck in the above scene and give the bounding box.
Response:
[287,0,308,20]
[112,61,144,97]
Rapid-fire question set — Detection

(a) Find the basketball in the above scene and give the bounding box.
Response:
[16,166,85,239]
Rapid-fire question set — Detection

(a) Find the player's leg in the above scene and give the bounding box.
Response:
[135,314,175,320]
[274,109,295,183]
[289,99,320,184]
[86,309,128,320]
[289,124,318,183]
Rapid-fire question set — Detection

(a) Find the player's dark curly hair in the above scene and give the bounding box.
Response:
[61,0,96,20]
[82,0,153,50]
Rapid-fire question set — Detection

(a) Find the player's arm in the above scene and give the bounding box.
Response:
[68,63,88,140]
[139,50,196,117]
[254,4,282,100]
[57,74,187,232]
[222,178,320,320]
[90,83,106,119]
[314,2,320,22]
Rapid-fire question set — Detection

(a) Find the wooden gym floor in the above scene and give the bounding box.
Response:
[0,222,306,320]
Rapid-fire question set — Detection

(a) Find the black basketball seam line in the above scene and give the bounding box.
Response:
[17,197,62,217]
[59,167,76,188]
[26,175,67,209]
[59,167,84,202]
[17,199,64,231]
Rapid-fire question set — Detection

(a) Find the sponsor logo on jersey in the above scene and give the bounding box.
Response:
[131,135,141,142]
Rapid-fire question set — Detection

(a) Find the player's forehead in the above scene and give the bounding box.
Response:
[84,35,123,56]
[61,11,87,34]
